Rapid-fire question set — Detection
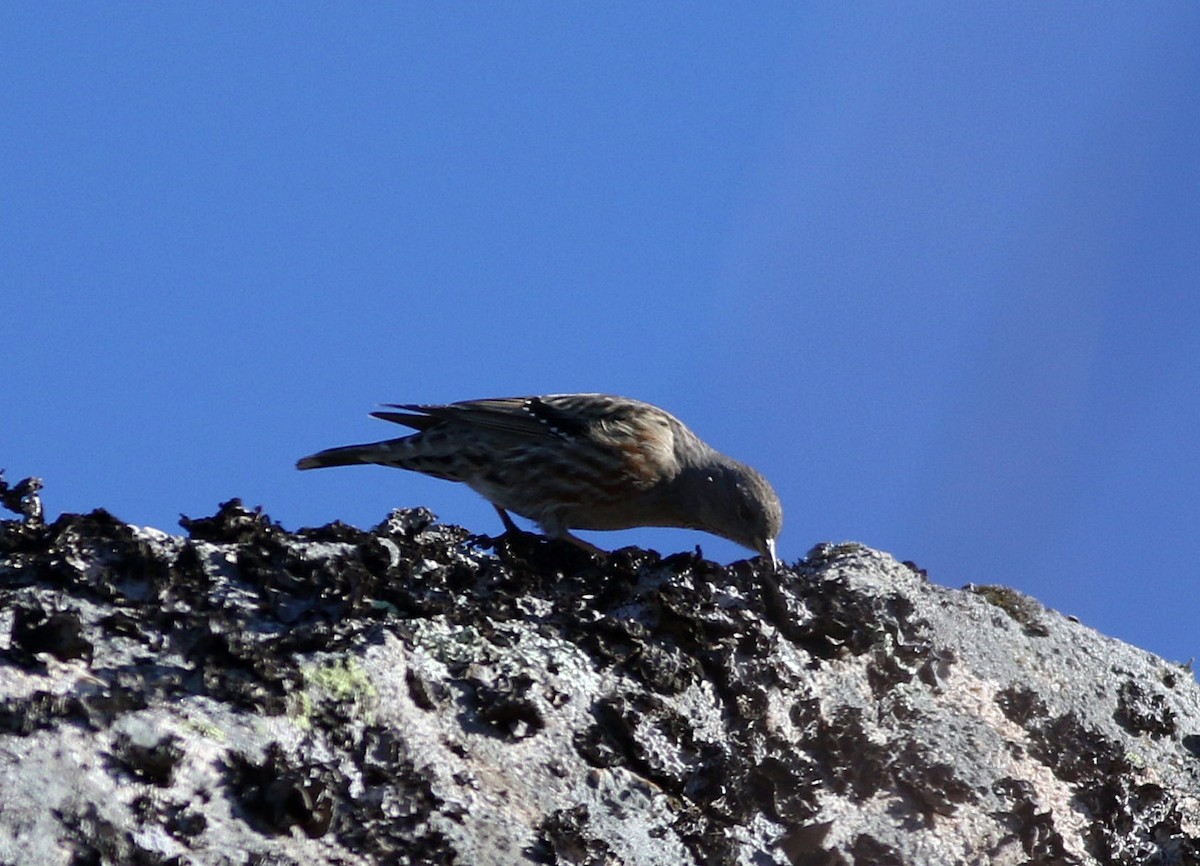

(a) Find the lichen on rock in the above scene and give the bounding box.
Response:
[2,498,1200,865]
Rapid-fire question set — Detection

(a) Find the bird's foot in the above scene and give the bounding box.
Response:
[485,507,603,557]
[479,507,543,552]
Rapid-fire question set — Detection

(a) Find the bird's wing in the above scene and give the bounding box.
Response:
[373,397,580,440]
[377,394,682,489]
[373,394,665,440]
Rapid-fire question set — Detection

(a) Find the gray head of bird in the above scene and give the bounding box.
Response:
[679,458,782,568]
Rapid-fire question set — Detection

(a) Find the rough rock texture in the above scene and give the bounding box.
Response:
[2,498,1200,865]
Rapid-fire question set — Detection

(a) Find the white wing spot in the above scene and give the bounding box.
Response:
[525,399,566,437]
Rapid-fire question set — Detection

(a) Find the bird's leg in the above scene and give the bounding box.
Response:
[493,506,523,536]
[492,507,603,558]
[491,506,561,547]
[485,506,541,553]
[557,530,606,556]
[537,513,605,556]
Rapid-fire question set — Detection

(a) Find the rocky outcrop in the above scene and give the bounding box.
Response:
[2,496,1199,865]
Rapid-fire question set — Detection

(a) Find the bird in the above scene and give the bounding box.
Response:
[297,394,782,567]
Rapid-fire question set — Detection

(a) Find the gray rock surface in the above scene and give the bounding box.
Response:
[1,499,1199,865]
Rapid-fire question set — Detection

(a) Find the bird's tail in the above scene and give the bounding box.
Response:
[296,441,404,471]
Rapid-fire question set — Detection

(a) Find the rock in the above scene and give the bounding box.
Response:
[1,499,1199,865]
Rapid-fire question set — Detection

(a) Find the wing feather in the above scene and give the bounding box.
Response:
[376,398,565,440]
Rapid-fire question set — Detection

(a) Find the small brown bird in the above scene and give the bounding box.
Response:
[297,394,782,566]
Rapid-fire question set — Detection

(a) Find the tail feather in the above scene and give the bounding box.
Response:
[370,410,438,430]
[296,440,407,471]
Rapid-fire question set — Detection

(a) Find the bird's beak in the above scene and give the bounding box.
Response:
[762,538,778,571]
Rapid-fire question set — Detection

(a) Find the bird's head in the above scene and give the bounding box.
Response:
[686,458,783,568]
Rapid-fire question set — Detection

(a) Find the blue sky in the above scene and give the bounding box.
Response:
[4,5,1198,662]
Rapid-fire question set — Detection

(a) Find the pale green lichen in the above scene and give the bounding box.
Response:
[291,657,379,728]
